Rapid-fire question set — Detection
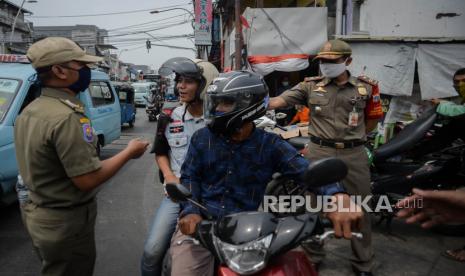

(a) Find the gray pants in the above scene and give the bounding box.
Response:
[169,227,214,276]
[306,142,374,272]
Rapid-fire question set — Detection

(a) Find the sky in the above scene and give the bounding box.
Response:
[11,0,196,70]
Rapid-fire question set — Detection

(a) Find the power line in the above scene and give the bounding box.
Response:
[105,21,190,38]
[109,20,189,35]
[107,13,189,32]
[108,19,188,34]
[28,3,192,18]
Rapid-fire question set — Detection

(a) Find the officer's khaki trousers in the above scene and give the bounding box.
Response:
[306,143,374,272]
[22,201,97,276]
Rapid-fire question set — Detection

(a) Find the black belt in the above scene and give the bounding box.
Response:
[310,136,365,149]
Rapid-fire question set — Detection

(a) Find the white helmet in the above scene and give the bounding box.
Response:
[159,57,219,102]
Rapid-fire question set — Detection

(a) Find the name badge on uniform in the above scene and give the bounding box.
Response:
[169,125,184,133]
[348,106,359,127]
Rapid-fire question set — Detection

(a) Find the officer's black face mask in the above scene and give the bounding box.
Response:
[64,66,91,94]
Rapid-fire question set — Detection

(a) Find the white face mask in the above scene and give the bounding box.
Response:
[319,62,346,78]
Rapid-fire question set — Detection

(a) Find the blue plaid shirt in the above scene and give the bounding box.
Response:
[180,127,344,219]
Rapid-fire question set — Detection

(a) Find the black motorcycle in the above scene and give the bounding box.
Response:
[368,107,465,227]
[274,107,465,229]
[163,158,362,276]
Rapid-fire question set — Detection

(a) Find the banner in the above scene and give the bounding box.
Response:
[194,0,212,45]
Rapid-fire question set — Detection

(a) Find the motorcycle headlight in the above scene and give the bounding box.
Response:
[214,234,273,275]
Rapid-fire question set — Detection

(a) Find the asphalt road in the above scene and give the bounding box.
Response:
[0,108,464,276]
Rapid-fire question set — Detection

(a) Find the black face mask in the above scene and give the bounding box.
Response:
[66,66,91,93]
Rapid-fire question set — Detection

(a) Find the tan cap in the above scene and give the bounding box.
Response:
[314,39,352,60]
[27,37,103,69]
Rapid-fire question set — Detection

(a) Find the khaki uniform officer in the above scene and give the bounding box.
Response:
[269,40,383,276]
[14,37,149,276]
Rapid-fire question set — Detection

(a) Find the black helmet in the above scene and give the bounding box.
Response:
[158,57,218,102]
[204,70,269,136]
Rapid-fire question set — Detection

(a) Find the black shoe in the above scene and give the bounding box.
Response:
[352,267,374,276]
[354,271,373,276]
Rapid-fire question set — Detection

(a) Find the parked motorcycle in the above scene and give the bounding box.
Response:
[144,88,164,121]
[265,107,465,230]
[163,158,362,276]
[369,107,465,227]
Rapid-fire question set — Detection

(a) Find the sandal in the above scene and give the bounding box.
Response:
[443,246,465,262]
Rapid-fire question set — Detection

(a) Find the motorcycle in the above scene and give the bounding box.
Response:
[368,107,465,227]
[163,158,362,276]
[144,88,164,121]
[265,107,465,229]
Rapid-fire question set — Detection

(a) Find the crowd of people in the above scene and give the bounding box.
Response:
[12,36,465,276]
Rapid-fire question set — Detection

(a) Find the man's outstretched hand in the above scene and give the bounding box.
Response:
[396,188,465,228]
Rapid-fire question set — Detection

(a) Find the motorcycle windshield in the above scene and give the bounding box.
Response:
[216,212,277,244]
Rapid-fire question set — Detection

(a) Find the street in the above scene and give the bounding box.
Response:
[0,108,464,276]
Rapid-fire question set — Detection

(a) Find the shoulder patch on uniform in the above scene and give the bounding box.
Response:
[59,99,85,113]
[304,76,324,82]
[357,75,378,86]
[82,123,93,142]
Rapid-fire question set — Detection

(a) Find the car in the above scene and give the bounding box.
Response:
[132,82,156,107]
[0,54,121,205]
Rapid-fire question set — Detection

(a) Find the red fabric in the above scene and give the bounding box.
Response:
[365,84,384,120]
[240,15,250,28]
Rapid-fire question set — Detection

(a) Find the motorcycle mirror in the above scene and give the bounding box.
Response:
[304,158,348,188]
[165,183,192,202]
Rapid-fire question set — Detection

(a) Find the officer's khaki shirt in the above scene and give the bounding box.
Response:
[279,75,373,141]
[14,87,101,208]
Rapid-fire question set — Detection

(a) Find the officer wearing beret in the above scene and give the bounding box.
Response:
[14,37,149,276]
[269,39,383,276]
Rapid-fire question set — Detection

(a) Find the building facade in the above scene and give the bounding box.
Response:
[0,0,34,54]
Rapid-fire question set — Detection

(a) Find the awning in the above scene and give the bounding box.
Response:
[241,7,328,75]
[417,44,465,99]
[347,42,465,99]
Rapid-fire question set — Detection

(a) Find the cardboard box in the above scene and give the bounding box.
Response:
[279,127,300,139]
[299,127,309,137]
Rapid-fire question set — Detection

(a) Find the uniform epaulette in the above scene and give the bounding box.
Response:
[357,75,378,86]
[304,76,324,82]
[59,99,85,113]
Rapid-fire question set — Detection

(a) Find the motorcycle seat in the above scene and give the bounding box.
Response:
[374,107,437,162]
[287,136,308,150]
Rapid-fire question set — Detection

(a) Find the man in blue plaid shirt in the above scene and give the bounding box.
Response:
[169,71,363,276]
